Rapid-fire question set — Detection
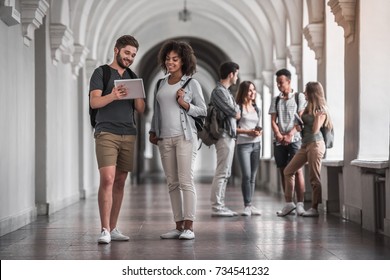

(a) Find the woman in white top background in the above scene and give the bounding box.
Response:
[235,81,262,216]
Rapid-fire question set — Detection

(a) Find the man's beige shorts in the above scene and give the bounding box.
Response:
[95,132,136,172]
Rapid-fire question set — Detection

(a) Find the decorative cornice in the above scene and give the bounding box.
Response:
[72,44,89,76]
[287,45,302,76]
[50,23,74,65]
[0,0,21,26]
[303,23,324,62]
[20,0,49,46]
[328,0,356,44]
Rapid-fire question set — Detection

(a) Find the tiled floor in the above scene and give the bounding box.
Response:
[1,182,390,260]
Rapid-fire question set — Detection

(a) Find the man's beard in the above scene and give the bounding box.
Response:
[116,53,130,69]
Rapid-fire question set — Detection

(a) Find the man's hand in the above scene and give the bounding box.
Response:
[112,85,128,100]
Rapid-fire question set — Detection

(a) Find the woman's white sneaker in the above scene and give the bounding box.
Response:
[179,229,195,240]
[160,229,183,239]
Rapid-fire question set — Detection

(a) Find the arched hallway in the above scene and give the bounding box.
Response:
[1,0,390,267]
[1,180,390,260]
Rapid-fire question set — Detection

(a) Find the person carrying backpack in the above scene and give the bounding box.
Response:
[281,81,333,217]
[89,35,145,244]
[209,62,241,217]
[149,40,206,240]
[268,68,306,216]
[235,81,262,216]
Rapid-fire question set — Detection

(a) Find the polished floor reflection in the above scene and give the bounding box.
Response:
[1,182,390,260]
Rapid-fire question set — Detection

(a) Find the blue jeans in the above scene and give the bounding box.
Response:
[236,142,261,206]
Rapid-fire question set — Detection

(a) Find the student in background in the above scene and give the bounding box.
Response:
[279,81,333,217]
[209,62,241,217]
[235,81,262,216]
[268,69,306,216]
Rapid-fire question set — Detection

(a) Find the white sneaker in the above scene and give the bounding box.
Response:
[223,207,238,216]
[250,206,261,216]
[211,207,236,217]
[110,228,130,241]
[160,229,183,239]
[179,229,195,240]
[242,206,252,216]
[98,228,111,244]
[302,208,319,217]
[296,202,305,216]
[276,202,296,217]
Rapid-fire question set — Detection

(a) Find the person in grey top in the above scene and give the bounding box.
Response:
[89,35,145,244]
[268,68,306,216]
[279,81,333,217]
[235,81,262,216]
[210,62,241,217]
[149,40,206,240]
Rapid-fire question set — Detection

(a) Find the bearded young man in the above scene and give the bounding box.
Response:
[89,35,145,244]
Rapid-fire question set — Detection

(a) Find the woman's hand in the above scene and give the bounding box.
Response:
[149,132,161,145]
[176,88,190,111]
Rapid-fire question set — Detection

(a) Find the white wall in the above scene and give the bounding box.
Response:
[0,21,37,235]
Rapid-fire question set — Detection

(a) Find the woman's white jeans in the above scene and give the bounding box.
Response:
[158,134,198,221]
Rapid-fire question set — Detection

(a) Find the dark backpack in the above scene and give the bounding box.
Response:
[197,103,224,146]
[156,77,205,132]
[89,64,137,128]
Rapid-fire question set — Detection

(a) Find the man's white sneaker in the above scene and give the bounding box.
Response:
[179,229,195,240]
[296,202,305,216]
[223,207,238,216]
[160,229,183,239]
[276,202,296,217]
[98,228,111,244]
[211,208,235,217]
[302,208,319,217]
[110,228,130,241]
[242,206,252,216]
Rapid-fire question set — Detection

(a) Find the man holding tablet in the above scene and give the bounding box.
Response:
[89,35,145,244]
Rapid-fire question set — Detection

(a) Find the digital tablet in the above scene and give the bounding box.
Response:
[114,78,146,99]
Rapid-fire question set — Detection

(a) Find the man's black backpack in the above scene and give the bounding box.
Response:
[197,103,224,146]
[89,64,137,128]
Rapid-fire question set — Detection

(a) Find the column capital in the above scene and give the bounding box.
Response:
[303,23,324,62]
[0,0,21,26]
[72,44,89,76]
[50,23,74,65]
[261,70,274,89]
[21,0,49,46]
[328,0,356,43]
[287,45,302,76]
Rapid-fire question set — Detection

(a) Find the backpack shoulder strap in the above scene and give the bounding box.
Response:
[156,78,164,91]
[295,92,300,113]
[275,96,280,117]
[181,77,192,89]
[101,64,111,94]
[237,104,243,126]
[125,67,138,79]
